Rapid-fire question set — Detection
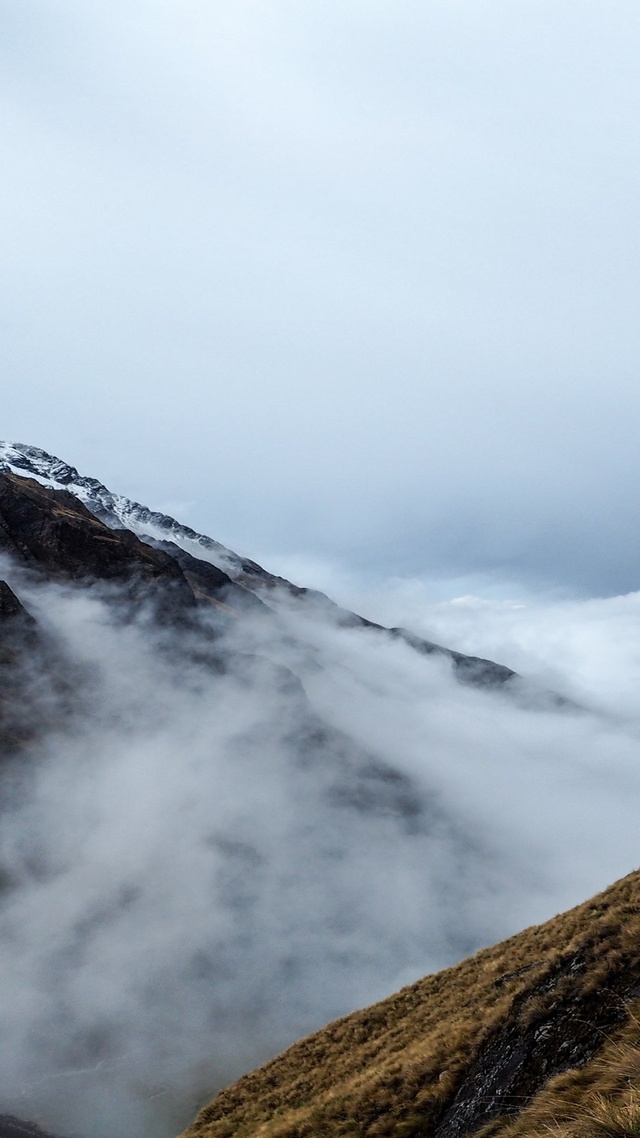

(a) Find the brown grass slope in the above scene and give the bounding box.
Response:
[180,869,640,1138]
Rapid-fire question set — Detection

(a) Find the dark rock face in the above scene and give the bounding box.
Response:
[0,474,269,627]
[0,478,204,755]
[0,581,36,660]
[433,951,635,1138]
[387,626,517,688]
[142,536,269,615]
[0,473,196,618]
[0,581,45,755]
[0,582,33,623]
[0,447,526,692]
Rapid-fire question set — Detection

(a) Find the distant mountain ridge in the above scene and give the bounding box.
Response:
[0,441,248,573]
[0,441,519,689]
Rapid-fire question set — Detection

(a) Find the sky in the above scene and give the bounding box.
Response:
[2,1,640,595]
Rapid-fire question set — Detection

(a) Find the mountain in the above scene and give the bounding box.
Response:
[0,442,519,688]
[0,444,609,1138]
[181,868,640,1138]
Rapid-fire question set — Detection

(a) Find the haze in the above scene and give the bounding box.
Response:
[2,560,640,1138]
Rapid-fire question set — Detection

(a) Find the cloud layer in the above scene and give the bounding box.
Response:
[1,563,640,1136]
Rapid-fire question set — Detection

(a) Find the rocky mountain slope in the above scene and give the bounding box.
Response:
[180,868,640,1138]
[0,442,518,688]
[0,459,523,769]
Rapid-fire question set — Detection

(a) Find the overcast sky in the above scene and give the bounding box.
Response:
[3,1,640,596]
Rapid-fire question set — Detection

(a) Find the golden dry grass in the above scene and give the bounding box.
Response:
[178,870,640,1138]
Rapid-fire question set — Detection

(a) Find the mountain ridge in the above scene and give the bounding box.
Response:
[0,442,519,690]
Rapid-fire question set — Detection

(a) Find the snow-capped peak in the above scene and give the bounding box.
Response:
[0,441,527,691]
[0,441,259,578]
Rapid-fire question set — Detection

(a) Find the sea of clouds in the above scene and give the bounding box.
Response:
[1,561,640,1137]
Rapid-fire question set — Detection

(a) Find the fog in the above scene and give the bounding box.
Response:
[1,559,640,1137]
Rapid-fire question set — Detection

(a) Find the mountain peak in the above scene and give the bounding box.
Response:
[0,440,238,564]
[0,442,521,689]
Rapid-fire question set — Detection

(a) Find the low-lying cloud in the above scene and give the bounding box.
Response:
[1,563,640,1137]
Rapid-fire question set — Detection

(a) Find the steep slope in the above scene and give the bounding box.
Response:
[180,868,640,1138]
[0,442,245,572]
[0,473,194,602]
[0,443,518,689]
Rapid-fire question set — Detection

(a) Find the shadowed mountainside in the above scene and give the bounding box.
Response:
[0,471,513,856]
[180,869,640,1138]
[0,446,519,689]
[0,472,195,608]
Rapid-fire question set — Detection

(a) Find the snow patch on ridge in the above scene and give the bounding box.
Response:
[0,441,249,577]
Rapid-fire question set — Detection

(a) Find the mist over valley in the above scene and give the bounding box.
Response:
[0,446,638,1137]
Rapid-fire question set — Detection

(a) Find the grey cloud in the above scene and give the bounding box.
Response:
[1,559,640,1135]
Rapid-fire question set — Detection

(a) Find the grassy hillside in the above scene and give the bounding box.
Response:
[180,870,640,1138]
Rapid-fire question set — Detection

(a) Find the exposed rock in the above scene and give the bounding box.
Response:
[0,581,45,755]
[0,473,196,619]
[433,950,631,1138]
[0,581,34,624]
[141,536,269,615]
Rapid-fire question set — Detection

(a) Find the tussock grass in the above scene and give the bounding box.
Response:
[179,870,640,1138]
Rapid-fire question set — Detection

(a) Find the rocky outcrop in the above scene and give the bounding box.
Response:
[433,950,633,1138]
[0,474,266,623]
[0,580,45,754]
[142,536,269,615]
[0,581,33,623]
[0,474,195,610]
